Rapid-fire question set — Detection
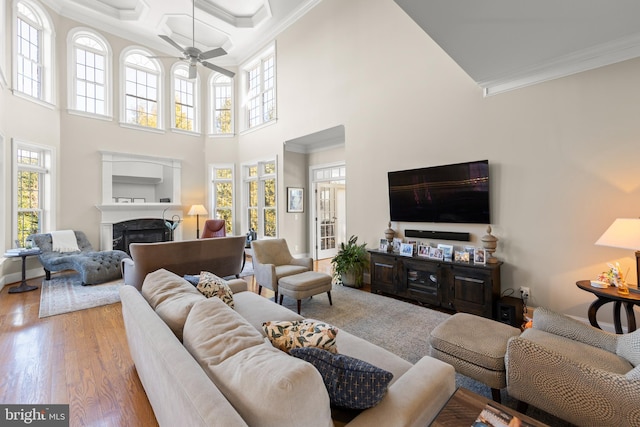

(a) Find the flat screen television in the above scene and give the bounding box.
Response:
[388,160,490,224]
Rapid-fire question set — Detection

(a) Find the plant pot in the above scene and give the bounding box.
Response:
[340,271,362,288]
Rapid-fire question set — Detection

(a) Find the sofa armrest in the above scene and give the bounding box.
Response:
[254,263,277,288]
[121,258,142,290]
[290,257,313,271]
[346,357,455,427]
[533,306,618,353]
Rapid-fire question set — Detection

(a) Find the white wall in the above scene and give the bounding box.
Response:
[234,0,640,322]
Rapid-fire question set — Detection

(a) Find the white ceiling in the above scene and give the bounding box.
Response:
[41,0,320,65]
[393,0,640,95]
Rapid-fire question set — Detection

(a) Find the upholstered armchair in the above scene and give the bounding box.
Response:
[505,307,640,426]
[250,239,312,301]
[201,219,226,238]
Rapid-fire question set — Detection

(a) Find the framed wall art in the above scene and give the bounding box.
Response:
[287,187,304,212]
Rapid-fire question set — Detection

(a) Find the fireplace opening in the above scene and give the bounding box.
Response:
[113,218,173,254]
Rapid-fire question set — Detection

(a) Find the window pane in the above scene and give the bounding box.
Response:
[216,182,232,207]
[215,168,232,179]
[264,209,276,237]
[249,181,257,206]
[263,178,275,207]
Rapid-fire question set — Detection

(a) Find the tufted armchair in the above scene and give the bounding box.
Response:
[201,219,226,238]
[505,306,640,426]
[250,239,312,301]
[28,230,130,285]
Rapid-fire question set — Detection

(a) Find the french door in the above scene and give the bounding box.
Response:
[315,182,345,259]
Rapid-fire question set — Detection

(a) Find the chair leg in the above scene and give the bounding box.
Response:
[45,269,51,280]
[491,388,501,403]
[275,290,278,302]
[258,285,262,295]
[279,294,283,305]
[327,291,333,306]
[297,300,301,315]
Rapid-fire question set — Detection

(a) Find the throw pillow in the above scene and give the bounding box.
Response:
[290,347,393,409]
[196,271,234,308]
[183,274,200,286]
[263,320,338,354]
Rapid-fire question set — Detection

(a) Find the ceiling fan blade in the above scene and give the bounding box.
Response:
[159,35,186,54]
[201,61,235,78]
[200,47,227,60]
[189,63,197,79]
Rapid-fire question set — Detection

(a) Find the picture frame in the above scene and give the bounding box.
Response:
[429,247,444,260]
[379,238,388,251]
[132,197,145,203]
[392,238,402,253]
[116,197,131,203]
[455,250,470,263]
[465,246,475,261]
[407,240,418,255]
[418,245,430,257]
[474,248,486,265]
[287,187,304,213]
[437,244,454,261]
[399,243,414,257]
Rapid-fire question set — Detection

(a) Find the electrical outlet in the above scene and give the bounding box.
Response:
[520,286,530,299]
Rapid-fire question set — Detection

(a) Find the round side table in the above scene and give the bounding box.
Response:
[576,280,640,334]
[4,249,42,293]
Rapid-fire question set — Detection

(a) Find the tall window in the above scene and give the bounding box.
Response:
[15,0,54,103]
[172,63,198,132]
[68,29,111,117]
[121,48,162,129]
[241,43,276,131]
[13,141,54,247]
[210,165,234,235]
[244,160,276,238]
[210,73,233,135]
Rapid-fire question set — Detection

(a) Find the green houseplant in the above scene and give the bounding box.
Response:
[331,235,369,288]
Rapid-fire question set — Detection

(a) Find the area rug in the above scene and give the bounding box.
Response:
[39,273,124,318]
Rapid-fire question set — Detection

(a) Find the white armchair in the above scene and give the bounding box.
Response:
[250,239,313,301]
[505,307,640,426]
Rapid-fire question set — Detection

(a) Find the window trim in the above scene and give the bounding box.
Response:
[67,27,112,119]
[239,42,276,133]
[170,62,200,135]
[119,46,164,131]
[12,139,56,246]
[209,72,234,137]
[208,163,235,235]
[13,0,55,106]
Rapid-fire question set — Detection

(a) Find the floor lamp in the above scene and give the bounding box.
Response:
[595,218,640,287]
[188,204,208,239]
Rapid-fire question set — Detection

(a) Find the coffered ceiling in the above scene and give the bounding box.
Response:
[41,0,320,65]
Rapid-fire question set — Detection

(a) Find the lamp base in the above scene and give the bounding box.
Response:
[636,251,640,287]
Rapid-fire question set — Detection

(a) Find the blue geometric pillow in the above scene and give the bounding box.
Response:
[183,274,200,286]
[289,347,393,409]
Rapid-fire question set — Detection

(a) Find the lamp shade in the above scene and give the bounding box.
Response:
[595,218,640,250]
[187,204,208,216]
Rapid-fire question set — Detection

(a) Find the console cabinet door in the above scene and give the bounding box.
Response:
[404,259,441,305]
[370,253,399,294]
[449,266,495,317]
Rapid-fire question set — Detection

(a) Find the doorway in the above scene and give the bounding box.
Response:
[311,164,346,260]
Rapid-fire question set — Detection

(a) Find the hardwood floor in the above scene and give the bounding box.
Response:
[0,259,333,426]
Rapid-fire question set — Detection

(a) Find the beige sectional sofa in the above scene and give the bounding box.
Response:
[120,269,456,427]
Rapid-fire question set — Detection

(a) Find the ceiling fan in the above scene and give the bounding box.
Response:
[158,0,235,79]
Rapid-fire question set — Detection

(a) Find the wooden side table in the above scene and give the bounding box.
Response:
[4,249,42,293]
[576,280,640,334]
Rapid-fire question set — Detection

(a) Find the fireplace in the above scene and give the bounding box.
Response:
[113,218,174,254]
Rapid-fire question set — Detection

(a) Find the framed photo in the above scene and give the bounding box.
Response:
[474,248,486,265]
[379,238,388,251]
[465,246,475,261]
[429,247,444,260]
[116,197,131,203]
[407,240,418,255]
[132,197,145,203]
[399,243,414,257]
[455,250,470,263]
[392,238,402,253]
[437,244,454,261]
[418,245,430,257]
[287,187,304,213]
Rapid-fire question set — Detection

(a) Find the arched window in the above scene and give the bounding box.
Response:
[120,47,162,129]
[210,73,233,135]
[14,0,54,104]
[68,28,111,117]
[171,63,199,133]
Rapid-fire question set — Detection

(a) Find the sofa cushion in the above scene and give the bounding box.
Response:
[290,347,393,410]
[141,269,205,340]
[263,320,338,354]
[233,291,303,334]
[196,271,234,308]
[183,297,332,427]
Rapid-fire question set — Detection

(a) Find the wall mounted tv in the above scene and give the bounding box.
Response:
[388,160,490,224]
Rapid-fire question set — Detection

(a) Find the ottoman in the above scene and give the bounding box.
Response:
[278,271,333,314]
[429,313,521,402]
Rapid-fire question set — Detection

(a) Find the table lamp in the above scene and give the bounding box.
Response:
[595,218,640,286]
[188,204,208,238]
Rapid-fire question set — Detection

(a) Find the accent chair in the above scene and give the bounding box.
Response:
[201,219,226,238]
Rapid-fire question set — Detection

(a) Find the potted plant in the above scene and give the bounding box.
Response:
[331,235,369,288]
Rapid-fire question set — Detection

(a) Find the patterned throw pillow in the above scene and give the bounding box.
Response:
[262,320,338,354]
[290,347,393,409]
[196,271,234,308]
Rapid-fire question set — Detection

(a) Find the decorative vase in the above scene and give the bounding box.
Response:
[384,222,395,253]
[340,271,362,288]
[481,226,499,264]
[616,279,630,295]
